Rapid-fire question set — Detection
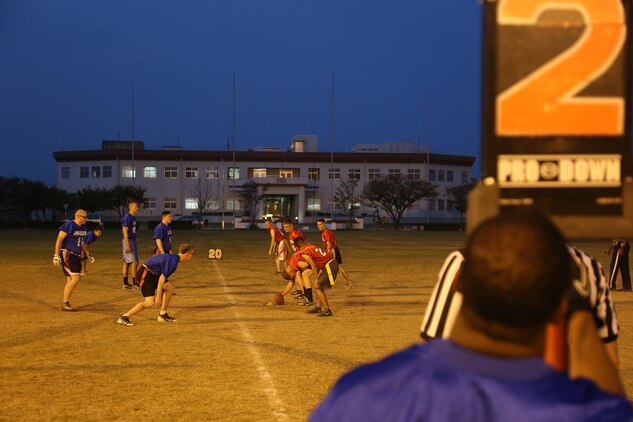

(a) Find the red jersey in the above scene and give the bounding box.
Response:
[288,229,306,251]
[321,228,337,250]
[298,245,333,269]
[270,225,285,243]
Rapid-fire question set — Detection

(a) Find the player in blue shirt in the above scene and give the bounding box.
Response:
[121,201,139,289]
[152,210,173,254]
[117,243,194,326]
[311,212,633,422]
[81,226,103,275]
[53,210,89,311]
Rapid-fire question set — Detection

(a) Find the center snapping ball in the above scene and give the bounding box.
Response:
[273,293,284,305]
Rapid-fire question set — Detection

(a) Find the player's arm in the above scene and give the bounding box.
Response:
[269,230,276,255]
[122,226,131,253]
[155,275,166,307]
[155,238,165,254]
[301,254,319,286]
[567,310,624,396]
[54,231,67,256]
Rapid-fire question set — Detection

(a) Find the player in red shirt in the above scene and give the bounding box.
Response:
[282,238,338,317]
[265,218,286,273]
[282,218,306,252]
[317,218,354,288]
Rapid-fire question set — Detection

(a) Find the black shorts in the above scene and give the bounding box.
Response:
[136,266,168,298]
[61,250,82,277]
[318,259,339,290]
[333,247,343,264]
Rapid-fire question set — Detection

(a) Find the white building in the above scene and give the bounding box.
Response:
[53,137,476,224]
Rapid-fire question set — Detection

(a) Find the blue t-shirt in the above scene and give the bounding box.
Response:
[85,231,99,246]
[121,212,137,241]
[144,253,181,279]
[310,340,633,422]
[58,221,87,255]
[153,223,173,252]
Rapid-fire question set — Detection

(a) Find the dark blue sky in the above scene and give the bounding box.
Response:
[0,1,482,184]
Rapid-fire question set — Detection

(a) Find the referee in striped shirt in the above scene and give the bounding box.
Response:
[421,245,620,366]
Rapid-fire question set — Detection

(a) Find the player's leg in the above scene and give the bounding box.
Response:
[130,241,140,288]
[61,252,82,311]
[117,273,157,325]
[621,257,631,291]
[158,282,177,322]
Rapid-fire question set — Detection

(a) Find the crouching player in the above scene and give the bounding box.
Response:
[282,240,338,317]
[81,226,103,275]
[117,243,194,326]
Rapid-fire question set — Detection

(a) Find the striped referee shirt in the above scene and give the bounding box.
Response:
[421,246,619,343]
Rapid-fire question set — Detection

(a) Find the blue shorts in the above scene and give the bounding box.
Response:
[122,239,139,263]
[61,249,82,277]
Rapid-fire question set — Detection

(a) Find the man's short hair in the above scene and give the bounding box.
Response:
[317,218,326,224]
[281,268,295,280]
[281,217,293,225]
[461,211,570,327]
[161,210,171,218]
[295,237,306,249]
[93,226,103,232]
[178,243,194,254]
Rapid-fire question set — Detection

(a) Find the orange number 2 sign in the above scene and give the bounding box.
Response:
[497,0,626,136]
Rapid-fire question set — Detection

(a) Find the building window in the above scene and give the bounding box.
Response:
[368,169,381,180]
[103,166,112,178]
[447,200,454,211]
[228,167,240,180]
[165,167,178,179]
[308,168,320,181]
[185,167,199,179]
[91,166,101,178]
[122,166,136,178]
[447,170,454,182]
[185,198,198,210]
[328,168,341,180]
[80,166,89,179]
[164,197,178,209]
[145,197,157,210]
[253,168,267,178]
[226,199,241,210]
[280,169,293,178]
[206,167,219,179]
[144,166,157,178]
[61,167,70,179]
[437,199,445,211]
[429,199,436,212]
[205,199,220,211]
[438,170,445,182]
[408,169,421,180]
[307,198,321,211]
[461,171,469,184]
[348,169,361,180]
[429,169,436,181]
[388,169,401,179]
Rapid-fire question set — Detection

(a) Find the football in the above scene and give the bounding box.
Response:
[273,293,284,305]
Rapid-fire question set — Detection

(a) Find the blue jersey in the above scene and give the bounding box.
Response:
[144,253,181,279]
[153,223,173,252]
[121,212,137,240]
[85,231,99,246]
[311,340,633,422]
[58,221,87,255]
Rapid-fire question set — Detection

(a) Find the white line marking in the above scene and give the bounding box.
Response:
[212,261,288,422]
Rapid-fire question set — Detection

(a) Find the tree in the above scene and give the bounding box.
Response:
[363,174,438,230]
[239,179,266,228]
[332,178,361,224]
[446,182,475,229]
[191,176,215,229]
[78,187,112,213]
[0,177,72,225]
[106,185,147,218]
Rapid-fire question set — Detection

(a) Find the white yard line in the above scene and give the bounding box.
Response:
[212,261,289,422]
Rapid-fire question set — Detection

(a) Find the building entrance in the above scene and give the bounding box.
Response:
[263,196,293,218]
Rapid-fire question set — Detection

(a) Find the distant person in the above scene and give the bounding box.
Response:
[121,201,140,289]
[311,212,631,421]
[606,238,631,291]
[53,209,89,311]
[117,243,194,326]
[152,210,173,255]
[282,217,306,252]
[265,218,286,273]
[81,226,103,275]
[317,218,354,288]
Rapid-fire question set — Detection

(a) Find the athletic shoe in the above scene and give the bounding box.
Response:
[292,290,304,297]
[157,313,177,322]
[122,283,133,290]
[61,301,75,312]
[318,309,333,317]
[132,285,140,290]
[346,280,356,290]
[306,307,322,314]
[298,296,313,306]
[117,315,134,326]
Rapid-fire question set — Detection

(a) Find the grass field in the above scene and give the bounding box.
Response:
[1,228,633,421]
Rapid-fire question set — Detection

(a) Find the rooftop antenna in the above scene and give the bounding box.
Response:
[330,72,335,222]
[231,70,237,216]
[131,83,136,185]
